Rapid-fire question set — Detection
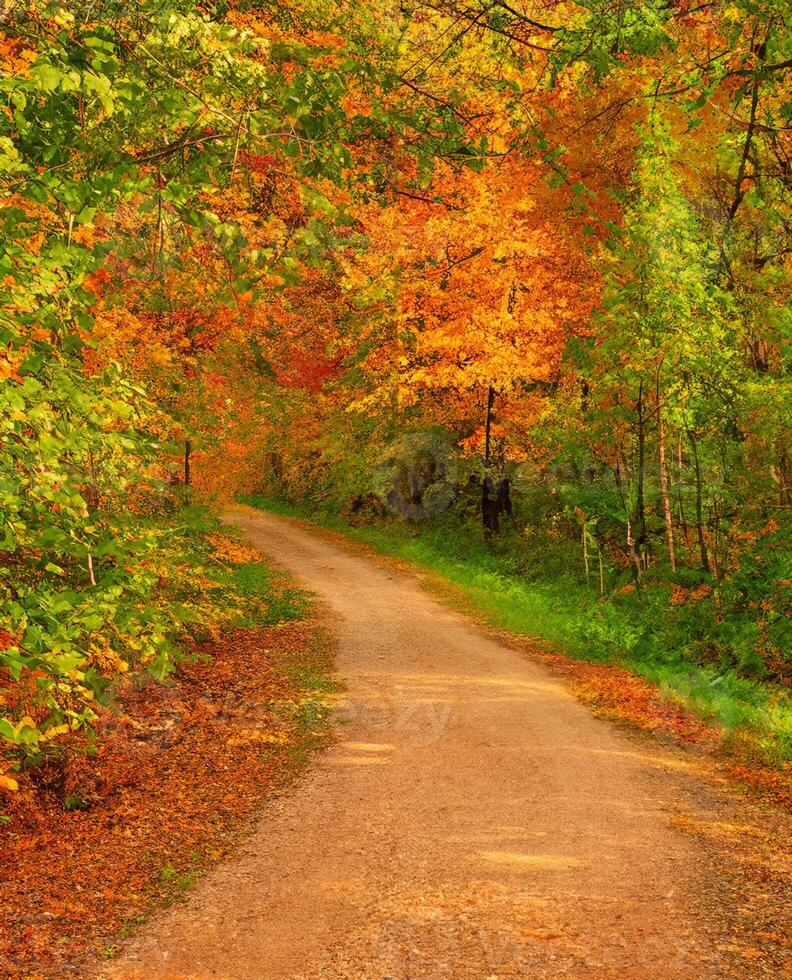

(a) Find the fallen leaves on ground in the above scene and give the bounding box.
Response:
[0,620,334,978]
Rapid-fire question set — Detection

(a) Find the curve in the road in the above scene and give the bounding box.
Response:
[107,505,748,979]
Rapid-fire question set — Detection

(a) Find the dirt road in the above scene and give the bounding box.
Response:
[106,506,782,979]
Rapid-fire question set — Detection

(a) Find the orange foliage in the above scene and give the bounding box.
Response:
[0,621,328,974]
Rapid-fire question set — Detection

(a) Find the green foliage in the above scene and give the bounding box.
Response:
[556,0,675,79]
[230,563,310,626]
[0,492,317,837]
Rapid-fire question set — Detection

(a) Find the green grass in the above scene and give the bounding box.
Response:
[274,626,340,769]
[241,494,792,768]
[157,859,200,905]
[227,560,310,626]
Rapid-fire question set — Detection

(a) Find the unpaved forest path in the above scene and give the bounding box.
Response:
[106,506,786,980]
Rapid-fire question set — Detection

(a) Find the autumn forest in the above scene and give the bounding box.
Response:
[1,0,791,975]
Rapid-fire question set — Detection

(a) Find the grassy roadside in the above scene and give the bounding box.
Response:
[242,495,791,774]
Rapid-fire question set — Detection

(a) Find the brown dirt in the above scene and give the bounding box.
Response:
[104,505,791,979]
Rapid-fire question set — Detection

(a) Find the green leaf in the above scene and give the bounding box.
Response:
[32,62,62,92]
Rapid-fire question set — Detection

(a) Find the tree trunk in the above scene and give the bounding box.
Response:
[614,454,639,582]
[656,373,676,572]
[687,428,711,573]
[482,385,496,531]
[635,378,647,565]
[711,496,722,580]
[676,434,689,548]
[582,523,590,589]
[776,444,791,508]
[484,385,495,467]
[598,547,605,599]
[627,520,642,583]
